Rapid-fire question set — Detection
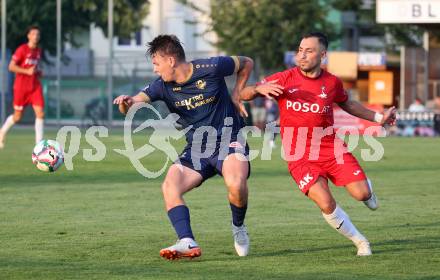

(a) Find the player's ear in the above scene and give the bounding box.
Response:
[320,49,327,61]
[168,56,176,68]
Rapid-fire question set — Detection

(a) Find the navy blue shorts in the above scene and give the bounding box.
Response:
[176,140,251,181]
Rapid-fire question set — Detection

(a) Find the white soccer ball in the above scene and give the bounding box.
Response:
[32,139,64,172]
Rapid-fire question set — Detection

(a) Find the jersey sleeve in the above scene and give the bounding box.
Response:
[11,46,24,64]
[214,56,239,77]
[140,78,164,102]
[257,71,288,86]
[333,79,348,103]
[256,71,288,100]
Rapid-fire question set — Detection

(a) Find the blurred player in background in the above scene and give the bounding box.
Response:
[240,32,396,256]
[114,35,254,260]
[0,25,44,149]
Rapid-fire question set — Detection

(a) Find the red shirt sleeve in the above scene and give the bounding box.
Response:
[257,71,288,86]
[12,45,24,64]
[333,78,348,103]
[256,70,289,100]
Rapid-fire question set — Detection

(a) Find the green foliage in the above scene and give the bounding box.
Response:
[0,0,149,56]
[179,0,336,73]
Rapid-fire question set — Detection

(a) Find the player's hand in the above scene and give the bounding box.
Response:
[232,91,248,118]
[381,106,397,127]
[113,95,133,115]
[256,80,284,99]
[27,66,37,76]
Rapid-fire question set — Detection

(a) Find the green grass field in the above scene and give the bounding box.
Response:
[1,129,439,279]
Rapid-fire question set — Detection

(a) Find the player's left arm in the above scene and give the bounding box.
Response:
[338,97,397,126]
[231,56,254,118]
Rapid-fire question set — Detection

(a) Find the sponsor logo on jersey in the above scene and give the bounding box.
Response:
[196,79,206,90]
[172,87,182,92]
[286,101,331,114]
[353,170,361,176]
[175,94,216,110]
[288,88,299,94]
[299,173,313,190]
[24,58,39,65]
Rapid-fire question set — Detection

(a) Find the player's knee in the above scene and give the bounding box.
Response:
[351,185,371,201]
[357,189,371,201]
[36,111,45,119]
[225,175,246,192]
[318,199,336,214]
[13,112,23,123]
[161,180,180,198]
[228,190,247,206]
[161,180,172,195]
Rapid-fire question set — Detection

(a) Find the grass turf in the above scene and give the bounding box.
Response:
[0,129,439,279]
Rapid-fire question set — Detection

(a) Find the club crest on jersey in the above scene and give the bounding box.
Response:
[319,86,327,99]
[196,79,206,90]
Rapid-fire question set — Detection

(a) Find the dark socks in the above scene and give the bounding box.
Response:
[230,203,247,227]
[167,205,194,240]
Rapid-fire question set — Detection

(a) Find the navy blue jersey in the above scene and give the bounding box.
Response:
[141,56,245,144]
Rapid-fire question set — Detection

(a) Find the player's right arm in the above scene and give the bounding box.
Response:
[240,70,287,101]
[9,46,36,76]
[240,80,284,101]
[113,92,151,115]
[9,59,36,76]
[114,79,164,115]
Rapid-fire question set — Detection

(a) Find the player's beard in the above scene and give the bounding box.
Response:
[299,60,321,74]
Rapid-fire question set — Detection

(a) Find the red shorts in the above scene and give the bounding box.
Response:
[13,86,44,111]
[288,152,367,194]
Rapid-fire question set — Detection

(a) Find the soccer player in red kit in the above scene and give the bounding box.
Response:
[0,26,44,149]
[240,32,396,256]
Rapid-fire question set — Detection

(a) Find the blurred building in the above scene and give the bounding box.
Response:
[43,0,218,78]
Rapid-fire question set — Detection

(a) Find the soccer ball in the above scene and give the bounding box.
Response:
[32,140,64,172]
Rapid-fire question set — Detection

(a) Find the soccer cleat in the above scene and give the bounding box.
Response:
[355,240,372,256]
[159,238,201,260]
[363,179,379,211]
[232,223,250,256]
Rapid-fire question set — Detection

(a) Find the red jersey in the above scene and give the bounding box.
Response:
[259,67,349,162]
[12,43,42,92]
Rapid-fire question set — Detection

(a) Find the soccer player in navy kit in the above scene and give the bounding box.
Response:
[113,35,254,260]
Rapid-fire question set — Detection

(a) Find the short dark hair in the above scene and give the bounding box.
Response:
[147,35,186,61]
[302,32,328,50]
[26,25,40,35]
